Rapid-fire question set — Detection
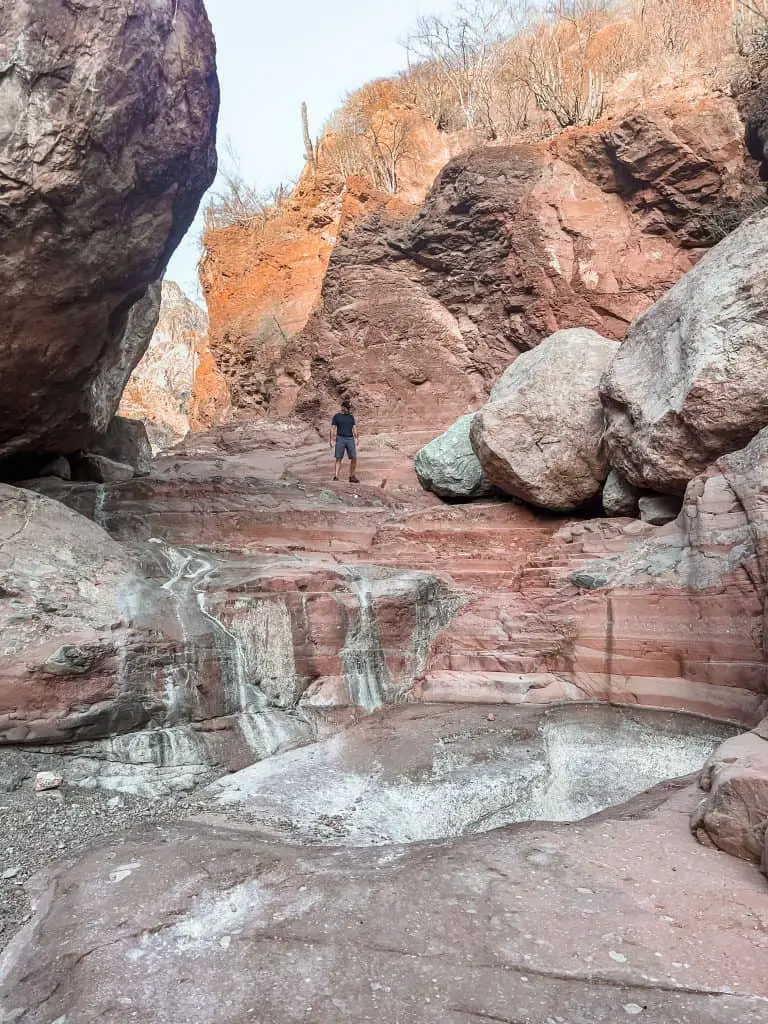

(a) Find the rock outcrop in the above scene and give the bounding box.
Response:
[120,282,231,450]
[201,131,462,411]
[470,329,618,511]
[89,416,153,477]
[692,721,768,862]
[0,484,160,744]
[601,208,768,493]
[219,91,761,431]
[414,414,490,500]
[3,774,768,1024]
[602,469,640,517]
[0,0,218,461]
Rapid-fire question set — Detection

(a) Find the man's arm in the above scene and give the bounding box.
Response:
[330,417,337,448]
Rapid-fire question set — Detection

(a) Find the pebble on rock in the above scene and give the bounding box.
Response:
[34,771,63,792]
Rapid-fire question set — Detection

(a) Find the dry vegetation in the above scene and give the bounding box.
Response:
[203,0,768,231]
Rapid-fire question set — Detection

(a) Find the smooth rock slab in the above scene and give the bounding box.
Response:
[207,703,735,845]
[2,777,767,1023]
[414,414,491,500]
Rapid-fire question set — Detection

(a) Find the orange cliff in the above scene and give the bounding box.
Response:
[199,97,466,413]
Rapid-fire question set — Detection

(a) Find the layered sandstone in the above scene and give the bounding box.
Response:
[0,0,218,462]
[14,415,766,776]
[119,282,231,451]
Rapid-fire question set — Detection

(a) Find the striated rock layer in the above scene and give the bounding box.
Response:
[11,421,766,790]
[0,0,218,461]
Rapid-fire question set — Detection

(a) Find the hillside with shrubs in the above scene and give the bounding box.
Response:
[200,0,768,410]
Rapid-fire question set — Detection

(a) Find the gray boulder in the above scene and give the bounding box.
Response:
[414,415,491,500]
[638,495,681,526]
[71,454,135,483]
[90,416,153,477]
[602,469,640,517]
[601,208,768,494]
[470,329,619,511]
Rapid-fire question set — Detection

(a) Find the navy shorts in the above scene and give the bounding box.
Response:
[335,437,357,460]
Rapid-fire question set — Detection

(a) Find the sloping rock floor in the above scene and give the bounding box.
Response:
[2,424,768,1021]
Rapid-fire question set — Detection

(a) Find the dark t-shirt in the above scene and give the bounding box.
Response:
[332,412,355,438]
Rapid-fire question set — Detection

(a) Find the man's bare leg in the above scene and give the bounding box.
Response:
[334,459,342,481]
[349,456,358,482]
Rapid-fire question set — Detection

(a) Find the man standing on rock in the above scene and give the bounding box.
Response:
[330,398,360,482]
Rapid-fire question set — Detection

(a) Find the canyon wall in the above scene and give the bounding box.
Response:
[199,85,762,434]
[119,282,231,451]
[281,89,763,431]
[200,118,464,411]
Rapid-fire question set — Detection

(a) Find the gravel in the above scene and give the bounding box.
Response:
[0,747,198,952]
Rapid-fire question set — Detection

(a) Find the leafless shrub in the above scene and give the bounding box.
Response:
[406,0,513,130]
[732,0,768,86]
[516,2,608,127]
[203,141,293,231]
[320,80,418,193]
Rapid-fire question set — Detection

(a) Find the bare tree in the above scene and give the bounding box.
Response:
[366,112,415,192]
[321,116,370,180]
[203,139,293,230]
[406,0,513,130]
[516,1,607,128]
[402,63,459,129]
[321,81,417,193]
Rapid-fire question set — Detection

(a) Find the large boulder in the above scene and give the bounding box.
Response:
[470,329,619,511]
[691,722,768,864]
[602,469,640,517]
[414,415,491,500]
[0,484,154,743]
[90,416,153,476]
[0,0,218,460]
[601,209,768,494]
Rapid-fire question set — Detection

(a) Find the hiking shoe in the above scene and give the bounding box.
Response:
[349,476,360,483]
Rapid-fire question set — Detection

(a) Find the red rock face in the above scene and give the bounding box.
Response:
[256,91,761,433]
[200,127,461,412]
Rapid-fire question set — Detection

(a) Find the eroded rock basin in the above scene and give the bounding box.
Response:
[208,703,737,845]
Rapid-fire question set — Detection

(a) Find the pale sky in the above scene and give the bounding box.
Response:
[167,0,460,297]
